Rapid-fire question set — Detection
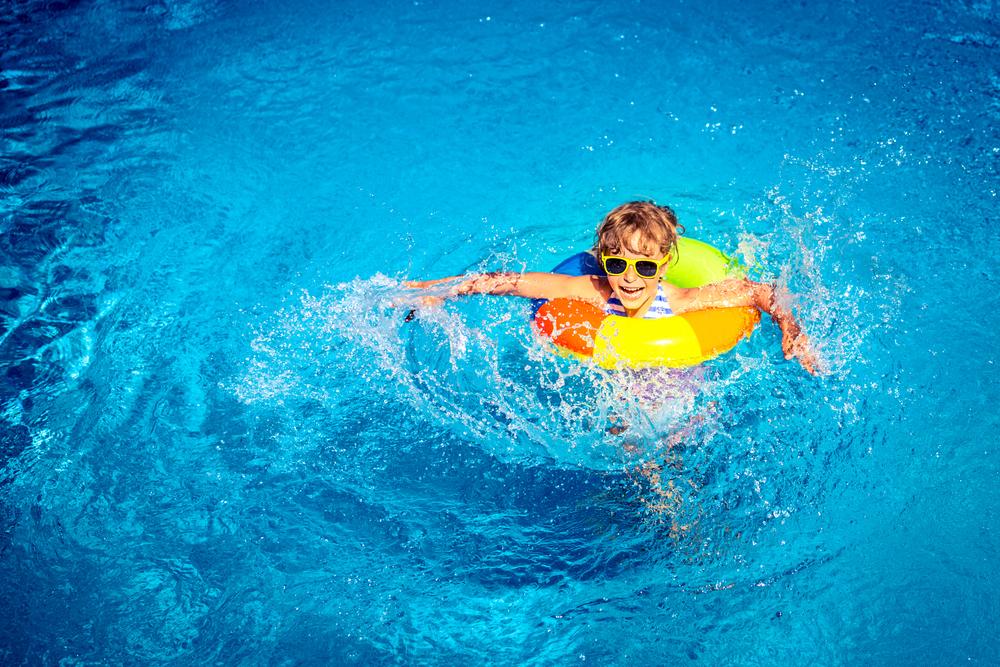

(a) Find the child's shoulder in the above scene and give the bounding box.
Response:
[569,272,612,302]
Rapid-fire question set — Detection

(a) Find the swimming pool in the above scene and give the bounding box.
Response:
[2,0,998,663]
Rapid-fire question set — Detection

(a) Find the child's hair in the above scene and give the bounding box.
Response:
[594,201,683,258]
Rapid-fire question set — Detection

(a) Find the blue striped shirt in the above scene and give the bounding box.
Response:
[605,283,675,319]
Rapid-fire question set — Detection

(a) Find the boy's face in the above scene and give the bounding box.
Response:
[604,231,669,316]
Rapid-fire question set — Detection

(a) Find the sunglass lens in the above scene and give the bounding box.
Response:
[635,261,659,277]
[604,258,628,275]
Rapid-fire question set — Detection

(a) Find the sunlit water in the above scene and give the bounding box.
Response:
[2,0,998,663]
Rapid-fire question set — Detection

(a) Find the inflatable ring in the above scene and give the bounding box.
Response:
[533,237,760,369]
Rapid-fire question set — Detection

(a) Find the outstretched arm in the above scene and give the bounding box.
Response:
[403,272,603,302]
[670,279,820,375]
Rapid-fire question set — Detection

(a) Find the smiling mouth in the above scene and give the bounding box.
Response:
[618,285,644,298]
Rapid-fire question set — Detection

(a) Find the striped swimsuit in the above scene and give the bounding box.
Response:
[604,283,674,319]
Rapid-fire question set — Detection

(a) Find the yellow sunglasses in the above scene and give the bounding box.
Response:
[600,254,671,278]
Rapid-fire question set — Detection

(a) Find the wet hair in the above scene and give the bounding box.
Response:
[594,201,683,258]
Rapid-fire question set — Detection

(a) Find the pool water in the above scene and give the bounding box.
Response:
[2,0,999,663]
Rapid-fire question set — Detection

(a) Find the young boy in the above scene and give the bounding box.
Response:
[403,201,819,374]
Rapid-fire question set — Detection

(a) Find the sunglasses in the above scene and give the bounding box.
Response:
[600,254,670,278]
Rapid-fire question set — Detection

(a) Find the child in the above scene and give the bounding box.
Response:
[403,201,819,375]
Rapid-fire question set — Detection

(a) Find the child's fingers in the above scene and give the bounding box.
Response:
[794,345,821,376]
[403,278,453,290]
[782,333,820,375]
[799,353,818,375]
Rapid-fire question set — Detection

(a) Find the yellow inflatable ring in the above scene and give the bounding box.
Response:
[532,237,759,369]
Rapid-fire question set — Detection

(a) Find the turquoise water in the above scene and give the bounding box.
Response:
[2,0,999,663]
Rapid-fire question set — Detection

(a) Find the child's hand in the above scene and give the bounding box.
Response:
[781,330,821,375]
[391,280,449,320]
[403,278,452,290]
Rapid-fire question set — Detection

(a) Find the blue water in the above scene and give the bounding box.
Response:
[2,0,999,663]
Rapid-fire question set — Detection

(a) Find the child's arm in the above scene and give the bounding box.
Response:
[404,272,604,302]
[669,279,820,375]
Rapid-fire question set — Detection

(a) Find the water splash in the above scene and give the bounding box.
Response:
[735,180,906,380]
[230,275,632,468]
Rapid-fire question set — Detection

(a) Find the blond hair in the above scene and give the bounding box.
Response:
[594,201,683,258]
